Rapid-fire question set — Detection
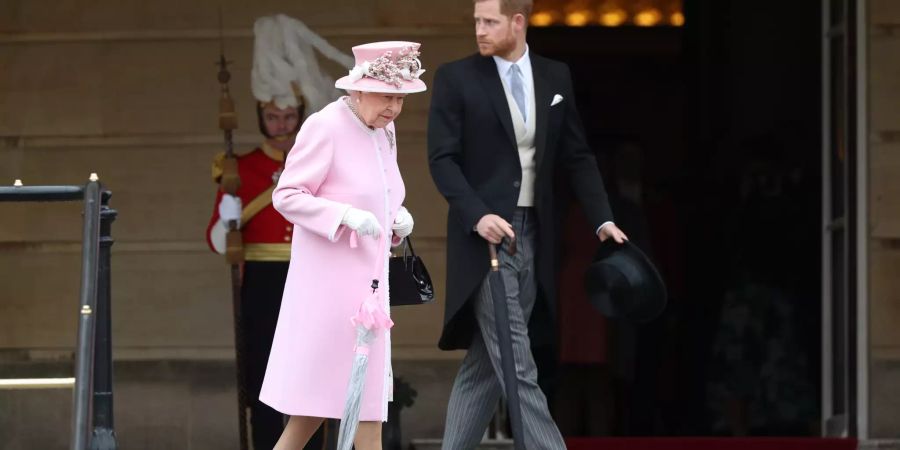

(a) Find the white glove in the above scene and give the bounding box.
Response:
[218,194,242,227]
[341,207,383,239]
[392,206,414,239]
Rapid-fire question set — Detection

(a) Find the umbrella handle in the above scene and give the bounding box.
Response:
[488,244,499,272]
[487,237,517,271]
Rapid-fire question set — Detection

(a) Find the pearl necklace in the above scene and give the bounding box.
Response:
[345,98,373,130]
[345,97,394,149]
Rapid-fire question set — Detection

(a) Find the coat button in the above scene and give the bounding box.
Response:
[283,236,291,242]
[513,180,521,188]
[285,226,292,232]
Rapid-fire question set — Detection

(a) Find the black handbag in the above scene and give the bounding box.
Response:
[389,237,435,306]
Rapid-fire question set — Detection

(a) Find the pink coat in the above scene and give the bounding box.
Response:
[260,98,405,421]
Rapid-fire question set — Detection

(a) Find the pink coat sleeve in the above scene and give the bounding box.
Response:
[272,115,351,242]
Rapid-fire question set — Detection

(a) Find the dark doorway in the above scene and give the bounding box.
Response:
[530,0,822,437]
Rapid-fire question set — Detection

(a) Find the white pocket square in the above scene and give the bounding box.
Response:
[551,94,564,106]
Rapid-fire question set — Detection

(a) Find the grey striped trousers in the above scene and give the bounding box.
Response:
[442,208,566,450]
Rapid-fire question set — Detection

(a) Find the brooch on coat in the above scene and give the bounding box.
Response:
[385,129,395,152]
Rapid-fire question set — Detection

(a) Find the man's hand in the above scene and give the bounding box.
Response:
[476,214,515,244]
[598,223,628,244]
[218,194,242,227]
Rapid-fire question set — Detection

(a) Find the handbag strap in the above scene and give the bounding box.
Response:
[403,236,418,258]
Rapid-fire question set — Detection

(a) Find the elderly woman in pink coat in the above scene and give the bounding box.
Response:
[260,41,426,450]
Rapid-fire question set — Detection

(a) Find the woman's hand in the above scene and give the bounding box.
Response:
[392,207,414,239]
[341,208,383,239]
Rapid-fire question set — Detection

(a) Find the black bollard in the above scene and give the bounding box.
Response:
[91,191,118,450]
[72,179,102,450]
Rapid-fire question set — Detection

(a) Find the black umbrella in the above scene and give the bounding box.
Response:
[487,238,525,450]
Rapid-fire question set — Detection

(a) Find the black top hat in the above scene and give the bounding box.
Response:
[584,240,667,322]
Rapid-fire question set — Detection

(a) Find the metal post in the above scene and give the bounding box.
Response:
[0,179,116,448]
[854,0,869,439]
[71,177,102,450]
[91,191,118,450]
[821,0,834,435]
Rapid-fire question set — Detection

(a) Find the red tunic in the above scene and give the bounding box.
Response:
[206,144,294,261]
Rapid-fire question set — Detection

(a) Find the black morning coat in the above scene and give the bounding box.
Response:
[427,51,614,350]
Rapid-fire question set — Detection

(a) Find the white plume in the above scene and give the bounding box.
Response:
[251,14,354,115]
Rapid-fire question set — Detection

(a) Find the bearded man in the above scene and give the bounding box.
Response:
[427,0,627,447]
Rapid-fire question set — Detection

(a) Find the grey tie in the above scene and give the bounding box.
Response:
[509,64,527,122]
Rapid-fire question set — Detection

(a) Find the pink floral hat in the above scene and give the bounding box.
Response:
[334,41,426,94]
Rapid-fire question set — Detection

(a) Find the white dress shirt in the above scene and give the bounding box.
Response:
[493,47,535,118]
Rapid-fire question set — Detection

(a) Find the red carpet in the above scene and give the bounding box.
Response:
[564,438,857,450]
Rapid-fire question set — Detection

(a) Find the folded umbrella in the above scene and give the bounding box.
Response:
[487,238,525,450]
[336,234,394,450]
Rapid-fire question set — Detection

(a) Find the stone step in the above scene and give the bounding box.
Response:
[0,357,461,450]
[860,441,900,450]
[410,438,515,450]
